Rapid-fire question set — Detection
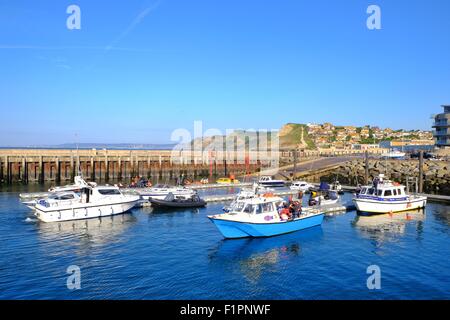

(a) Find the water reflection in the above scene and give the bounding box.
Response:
[208,227,323,283]
[352,209,425,244]
[431,205,450,227]
[35,213,137,247]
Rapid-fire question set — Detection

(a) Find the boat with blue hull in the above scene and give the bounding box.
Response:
[208,195,324,239]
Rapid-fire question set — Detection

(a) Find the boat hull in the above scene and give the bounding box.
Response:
[149,198,207,209]
[209,213,324,239]
[34,198,139,222]
[353,197,427,214]
[258,181,285,188]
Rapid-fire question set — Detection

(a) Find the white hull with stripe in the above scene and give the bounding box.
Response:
[353,197,427,214]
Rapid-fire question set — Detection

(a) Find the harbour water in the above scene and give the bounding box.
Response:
[0,186,449,299]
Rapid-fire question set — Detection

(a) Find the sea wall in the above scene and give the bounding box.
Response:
[321,159,450,195]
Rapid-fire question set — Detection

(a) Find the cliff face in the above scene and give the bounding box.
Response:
[278,123,316,150]
[187,123,317,150]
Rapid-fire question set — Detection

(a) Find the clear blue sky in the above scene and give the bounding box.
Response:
[0,0,449,145]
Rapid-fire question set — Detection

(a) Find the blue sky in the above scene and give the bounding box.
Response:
[0,0,449,145]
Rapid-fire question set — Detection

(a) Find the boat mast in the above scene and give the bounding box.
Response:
[75,133,81,177]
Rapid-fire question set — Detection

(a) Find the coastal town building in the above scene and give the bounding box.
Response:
[433,105,450,149]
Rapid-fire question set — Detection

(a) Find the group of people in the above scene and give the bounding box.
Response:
[129,176,152,188]
[278,200,303,221]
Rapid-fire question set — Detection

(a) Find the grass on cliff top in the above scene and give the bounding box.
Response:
[281,123,316,149]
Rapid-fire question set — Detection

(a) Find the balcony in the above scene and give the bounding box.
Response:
[433,130,450,137]
[433,123,450,128]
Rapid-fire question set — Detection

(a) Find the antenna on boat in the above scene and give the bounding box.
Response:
[75,133,82,177]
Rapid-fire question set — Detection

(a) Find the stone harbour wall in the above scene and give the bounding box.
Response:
[321,159,450,195]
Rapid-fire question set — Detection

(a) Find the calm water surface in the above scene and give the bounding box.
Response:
[0,185,449,299]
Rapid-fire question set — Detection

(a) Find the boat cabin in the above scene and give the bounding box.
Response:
[358,182,407,199]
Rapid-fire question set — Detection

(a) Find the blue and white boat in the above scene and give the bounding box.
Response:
[208,195,324,239]
[353,174,427,214]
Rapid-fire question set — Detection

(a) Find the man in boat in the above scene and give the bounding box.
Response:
[308,192,317,206]
[291,201,302,218]
[373,176,379,194]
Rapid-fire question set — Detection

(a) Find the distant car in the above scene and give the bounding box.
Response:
[410,152,437,160]
[290,181,314,192]
[216,177,240,184]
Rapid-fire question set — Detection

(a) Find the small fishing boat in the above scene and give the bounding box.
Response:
[381,149,406,159]
[149,193,207,209]
[223,183,260,212]
[132,184,197,200]
[308,182,341,206]
[290,181,314,192]
[353,174,427,214]
[208,195,324,239]
[310,191,340,206]
[258,176,285,188]
[33,183,140,222]
[330,181,344,194]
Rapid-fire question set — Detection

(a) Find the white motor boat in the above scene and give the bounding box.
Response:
[330,181,344,194]
[258,176,285,188]
[21,175,97,209]
[33,184,140,223]
[353,174,427,214]
[223,183,260,212]
[313,194,340,206]
[132,184,197,200]
[290,181,314,192]
[381,149,406,159]
[48,175,97,192]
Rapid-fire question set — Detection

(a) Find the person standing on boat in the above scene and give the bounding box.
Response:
[373,176,379,194]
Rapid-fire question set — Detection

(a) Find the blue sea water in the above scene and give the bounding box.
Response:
[0,187,449,300]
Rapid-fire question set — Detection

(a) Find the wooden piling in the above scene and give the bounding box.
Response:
[22,157,27,183]
[70,155,75,180]
[419,150,424,193]
[364,151,369,185]
[90,157,95,181]
[55,157,61,183]
[105,153,109,181]
[118,157,122,181]
[38,156,44,183]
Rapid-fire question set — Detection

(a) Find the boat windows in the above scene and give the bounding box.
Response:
[232,202,246,212]
[384,190,392,197]
[98,189,121,195]
[397,188,403,195]
[255,202,273,214]
[393,189,397,196]
[377,189,383,196]
[243,204,255,214]
[59,194,75,200]
[361,188,367,194]
[367,188,375,195]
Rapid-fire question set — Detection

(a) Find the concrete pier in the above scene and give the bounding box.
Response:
[0,149,270,184]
